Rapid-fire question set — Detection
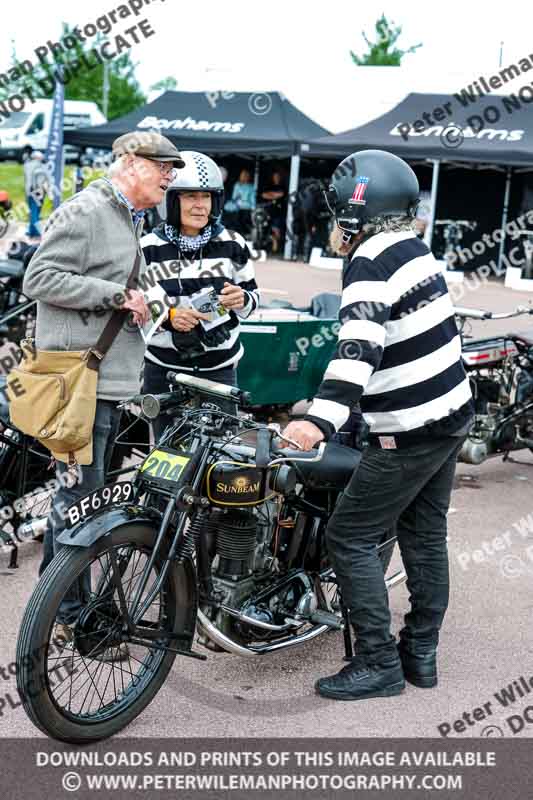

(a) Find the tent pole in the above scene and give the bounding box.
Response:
[283,152,301,260]
[424,159,440,250]
[497,167,512,275]
[253,156,260,193]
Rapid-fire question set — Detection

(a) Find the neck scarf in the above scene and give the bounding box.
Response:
[165,223,212,251]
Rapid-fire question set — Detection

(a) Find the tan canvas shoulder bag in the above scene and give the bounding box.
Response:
[7,251,141,467]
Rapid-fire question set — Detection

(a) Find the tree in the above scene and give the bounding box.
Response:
[150,77,178,92]
[63,48,146,120]
[350,14,422,66]
[2,24,146,119]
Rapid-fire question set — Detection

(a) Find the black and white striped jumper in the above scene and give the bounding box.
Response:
[305,231,474,447]
[141,223,259,372]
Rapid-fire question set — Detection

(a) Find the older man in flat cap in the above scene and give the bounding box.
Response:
[23,132,185,655]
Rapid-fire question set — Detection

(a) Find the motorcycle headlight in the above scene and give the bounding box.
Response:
[139,394,161,419]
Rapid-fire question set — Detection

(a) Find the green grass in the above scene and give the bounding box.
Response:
[0,162,104,222]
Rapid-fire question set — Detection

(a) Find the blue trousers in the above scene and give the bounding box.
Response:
[26,196,42,238]
[39,400,122,624]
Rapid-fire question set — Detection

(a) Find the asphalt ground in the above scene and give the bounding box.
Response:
[1,260,533,740]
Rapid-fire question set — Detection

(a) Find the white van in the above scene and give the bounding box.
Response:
[0,99,106,162]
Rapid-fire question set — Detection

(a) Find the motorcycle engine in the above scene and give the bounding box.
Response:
[458,375,506,465]
[198,502,278,648]
[516,370,533,447]
[516,369,533,404]
[471,376,502,413]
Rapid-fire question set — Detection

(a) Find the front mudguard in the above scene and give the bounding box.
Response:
[56,504,161,548]
[56,504,198,650]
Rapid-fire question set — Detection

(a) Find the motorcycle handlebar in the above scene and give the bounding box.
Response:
[453,306,492,319]
[454,305,533,320]
[269,441,326,466]
[221,438,326,467]
[490,306,533,319]
[166,371,251,405]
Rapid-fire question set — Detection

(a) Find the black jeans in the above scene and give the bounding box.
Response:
[143,361,238,441]
[326,436,466,664]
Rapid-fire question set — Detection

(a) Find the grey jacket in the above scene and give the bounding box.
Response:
[22,178,148,400]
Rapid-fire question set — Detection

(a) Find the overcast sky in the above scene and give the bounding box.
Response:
[2,0,532,130]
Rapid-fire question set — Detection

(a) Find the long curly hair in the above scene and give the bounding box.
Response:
[329,215,416,256]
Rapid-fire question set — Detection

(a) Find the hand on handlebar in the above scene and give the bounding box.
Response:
[280,420,324,451]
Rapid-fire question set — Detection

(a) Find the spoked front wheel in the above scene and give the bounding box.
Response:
[16,523,196,743]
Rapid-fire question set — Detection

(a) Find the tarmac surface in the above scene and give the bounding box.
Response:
[1,259,533,740]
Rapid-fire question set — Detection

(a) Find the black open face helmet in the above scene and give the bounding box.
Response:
[324,149,420,237]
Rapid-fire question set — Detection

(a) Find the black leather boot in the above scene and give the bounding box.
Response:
[315,655,405,701]
[398,644,437,688]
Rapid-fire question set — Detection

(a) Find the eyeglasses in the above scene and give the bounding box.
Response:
[137,156,177,179]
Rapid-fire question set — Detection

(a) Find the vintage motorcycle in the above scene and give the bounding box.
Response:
[455,305,533,464]
[0,247,37,345]
[249,202,274,252]
[16,372,404,743]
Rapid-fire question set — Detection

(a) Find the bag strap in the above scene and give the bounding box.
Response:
[87,249,142,371]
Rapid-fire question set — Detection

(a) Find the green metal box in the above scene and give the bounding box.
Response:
[238,312,339,407]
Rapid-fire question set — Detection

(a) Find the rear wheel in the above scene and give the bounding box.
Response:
[0,425,54,558]
[377,531,396,575]
[16,524,196,743]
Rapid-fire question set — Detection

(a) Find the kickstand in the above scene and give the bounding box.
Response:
[503,455,533,466]
[8,543,18,569]
[340,597,353,661]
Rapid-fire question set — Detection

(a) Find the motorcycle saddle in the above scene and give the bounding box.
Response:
[291,441,361,490]
[509,331,533,346]
[0,259,24,280]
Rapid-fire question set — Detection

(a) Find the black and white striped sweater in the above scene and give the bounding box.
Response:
[141,224,259,372]
[305,231,474,447]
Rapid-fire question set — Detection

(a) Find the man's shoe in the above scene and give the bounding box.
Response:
[52,623,130,662]
[88,643,131,663]
[398,644,437,688]
[315,656,405,701]
[52,622,74,650]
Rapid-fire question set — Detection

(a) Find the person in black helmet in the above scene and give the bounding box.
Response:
[141,151,259,436]
[283,149,474,702]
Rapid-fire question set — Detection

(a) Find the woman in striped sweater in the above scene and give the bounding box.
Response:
[141,151,259,429]
[283,150,474,703]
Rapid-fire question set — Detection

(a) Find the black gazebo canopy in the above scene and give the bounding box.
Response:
[65,90,329,156]
[307,92,533,166]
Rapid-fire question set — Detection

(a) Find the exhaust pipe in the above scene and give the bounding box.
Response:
[197,609,328,657]
[17,517,48,541]
[217,603,298,632]
[386,570,407,589]
[197,569,407,657]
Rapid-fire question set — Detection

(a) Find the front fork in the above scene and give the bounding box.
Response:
[101,444,212,657]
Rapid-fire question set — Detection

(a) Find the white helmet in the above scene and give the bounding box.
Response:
[158,150,224,227]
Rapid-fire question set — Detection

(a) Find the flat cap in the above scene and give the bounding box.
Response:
[112,131,185,168]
